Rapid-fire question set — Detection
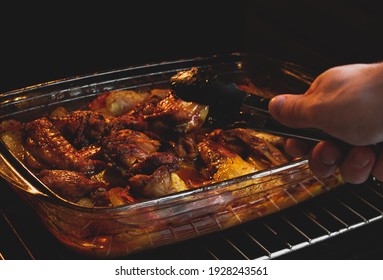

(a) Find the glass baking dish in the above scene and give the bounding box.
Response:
[0,52,344,258]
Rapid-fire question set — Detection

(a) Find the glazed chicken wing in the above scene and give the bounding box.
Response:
[116,91,208,137]
[115,92,168,135]
[127,152,188,198]
[144,93,209,134]
[207,128,288,168]
[225,128,288,166]
[25,118,106,174]
[128,165,188,198]
[38,169,108,202]
[50,110,115,148]
[102,129,161,170]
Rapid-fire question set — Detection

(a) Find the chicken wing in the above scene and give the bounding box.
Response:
[225,128,288,166]
[102,129,161,170]
[25,118,106,174]
[127,152,188,198]
[38,169,108,202]
[50,110,115,148]
[144,93,209,134]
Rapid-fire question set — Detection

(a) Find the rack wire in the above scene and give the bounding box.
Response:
[2,173,382,260]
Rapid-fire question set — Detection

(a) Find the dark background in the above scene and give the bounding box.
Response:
[1,0,383,259]
[2,0,383,93]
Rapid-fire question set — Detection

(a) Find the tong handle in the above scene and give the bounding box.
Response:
[208,81,335,142]
[239,88,340,142]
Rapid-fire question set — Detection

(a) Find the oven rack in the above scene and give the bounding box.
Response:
[1,172,382,260]
[133,177,383,260]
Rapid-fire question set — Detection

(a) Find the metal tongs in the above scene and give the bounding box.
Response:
[171,67,334,142]
[231,84,334,142]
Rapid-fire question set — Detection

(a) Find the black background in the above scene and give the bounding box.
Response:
[3,0,383,93]
[1,0,383,259]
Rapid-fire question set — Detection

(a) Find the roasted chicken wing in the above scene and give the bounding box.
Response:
[24,118,106,174]
[50,110,115,148]
[38,169,108,202]
[127,152,188,198]
[225,128,288,166]
[208,128,288,168]
[101,128,161,170]
[144,93,209,134]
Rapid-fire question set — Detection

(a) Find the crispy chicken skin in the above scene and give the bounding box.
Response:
[171,133,201,161]
[38,169,108,202]
[50,110,115,148]
[129,165,188,198]
[207,128,288,167]
[102,129,161,170]
[127,152,188,198]
[121,90,170,118]
[114,91,208,137]
[128,152,180,175]
[144,93,209,134]
[225,128,288,166]
[24,118,106,174]
[115,93,168,136]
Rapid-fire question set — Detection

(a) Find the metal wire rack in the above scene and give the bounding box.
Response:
[2,173,382,260]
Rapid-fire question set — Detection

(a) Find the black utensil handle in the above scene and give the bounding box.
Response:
[242,92,342,142]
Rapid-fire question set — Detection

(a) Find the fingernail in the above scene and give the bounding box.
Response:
[351,150,371,168]
[319,146,340,166]
[319,152,338,166]
[269,95,286,118]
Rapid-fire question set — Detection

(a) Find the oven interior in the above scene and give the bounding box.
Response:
[1,0,383,260]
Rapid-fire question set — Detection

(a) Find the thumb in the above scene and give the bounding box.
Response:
[268,94,311,128]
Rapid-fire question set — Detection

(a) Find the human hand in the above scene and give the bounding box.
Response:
[268,63,383,184]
